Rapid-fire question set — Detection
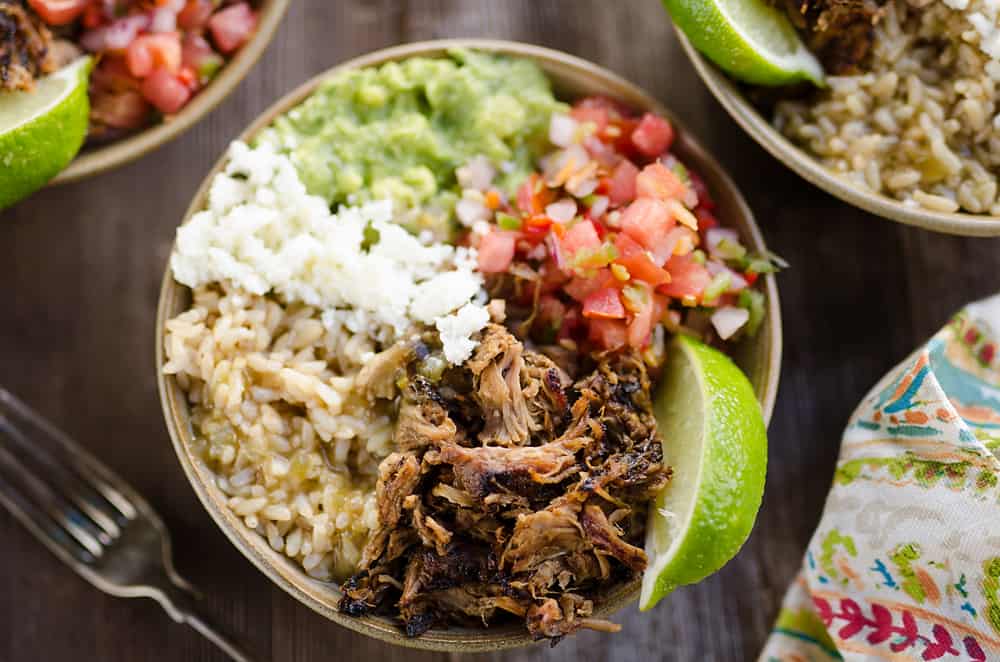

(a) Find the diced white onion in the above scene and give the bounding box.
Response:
[705,227,740,255]
[549,114,579,148]
[545,198,577,223]
[706,261,748,293]
[566,177,598,198]
[544,145,590,182]
[456,156,496,191]
[455,197,490,226]
[588,195,609,219]
[711,306,749,340]
[150,8,177,33]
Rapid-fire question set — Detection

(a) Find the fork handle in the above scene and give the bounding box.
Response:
[153,584,259,662]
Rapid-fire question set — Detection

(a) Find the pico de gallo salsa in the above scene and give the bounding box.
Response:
[466,96,780,363]
[25,0,259,139]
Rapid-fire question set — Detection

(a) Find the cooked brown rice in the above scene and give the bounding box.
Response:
[775,0,1000,215]
[163,283,394,580]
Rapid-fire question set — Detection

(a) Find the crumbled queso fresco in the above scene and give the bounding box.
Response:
[170,141,489,364]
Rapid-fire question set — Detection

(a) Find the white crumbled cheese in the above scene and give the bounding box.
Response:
[410,271,484,324]
[171,141,489,363]
[435,303,491,364]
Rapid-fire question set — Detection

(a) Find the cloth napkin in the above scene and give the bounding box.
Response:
[760,295,1000,662]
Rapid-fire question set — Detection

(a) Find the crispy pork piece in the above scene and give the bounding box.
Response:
[776,0,887,74]
[338,325,672,642]
[526,594,622,642]
[394,376,458,452]
[0,1,56,91]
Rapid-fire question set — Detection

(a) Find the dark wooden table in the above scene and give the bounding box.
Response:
[2,1,999,660]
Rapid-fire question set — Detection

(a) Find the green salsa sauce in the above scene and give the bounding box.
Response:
[255,49,566,238]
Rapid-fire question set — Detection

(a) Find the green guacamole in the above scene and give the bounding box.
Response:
[256,49,566,238]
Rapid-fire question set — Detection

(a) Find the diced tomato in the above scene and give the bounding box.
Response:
[477,230,517,273]
[570,105,609,135]
[82,3,104,28]
[208,2,257,54]
[625,281,655,348]
[620,198,674,257]
[695,207,719,231]
[140,67,192,113]
[588,318,628,351]
[583,287,626,320]
[688,170,715,210]
[619,253,670,288]
[177,65,198,90]
[614,234,670,287]
[91,56,142,93]
[636,162,690,202]
[606,159,638,206]
[661,254,712,301]
[650,226,696,264]
[631,113,675,157]
[571,96,630,133]
[178,0,215,30]
[516,173,554,216]
[27,0,88,25]
[744,271,759,286]
[606,116,636,155]
[560,220,601,258]
[564,268,614,302]
[89,89,152,129]
[613,232,644,259]
[126,33,182,78]
[182,33,223,83]
[522,215,552,241]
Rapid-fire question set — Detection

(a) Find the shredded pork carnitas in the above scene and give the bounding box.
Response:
[0,0,55,92]
[776,0,887,74]
[340,325,671,643]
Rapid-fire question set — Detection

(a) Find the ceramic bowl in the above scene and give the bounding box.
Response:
[50,0,289,184]
[156,39,783,652]
[675,30,1000,237]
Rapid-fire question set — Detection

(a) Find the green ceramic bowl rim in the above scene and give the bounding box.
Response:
[155,39,783,652]
[50,0,290,185]
[674,29,1000,237]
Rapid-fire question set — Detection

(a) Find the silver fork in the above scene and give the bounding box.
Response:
[0,387,257,662]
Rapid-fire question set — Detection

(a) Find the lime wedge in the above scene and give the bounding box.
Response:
[0,57,91,210]
[664,0,824,86]
[639,334,767,610]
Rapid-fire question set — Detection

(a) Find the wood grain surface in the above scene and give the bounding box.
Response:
[2,2,999,660]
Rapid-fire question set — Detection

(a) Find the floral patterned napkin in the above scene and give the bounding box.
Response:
[760,295,1000,661]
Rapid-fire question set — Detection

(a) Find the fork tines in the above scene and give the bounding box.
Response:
[0,388,136,565]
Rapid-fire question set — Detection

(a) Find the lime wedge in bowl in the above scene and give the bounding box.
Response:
[639,333,767,610]
[0,56,91,210]
[663,0,824,87]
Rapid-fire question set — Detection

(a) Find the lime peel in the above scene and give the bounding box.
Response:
[0,56,91,210]
[664,0,825,87]
[639,333,767,610]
